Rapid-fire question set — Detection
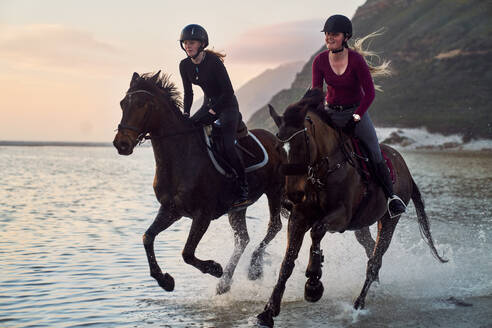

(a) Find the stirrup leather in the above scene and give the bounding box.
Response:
[387,195,406,218]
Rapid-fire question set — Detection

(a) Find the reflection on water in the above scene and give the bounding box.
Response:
[1,146,491,327]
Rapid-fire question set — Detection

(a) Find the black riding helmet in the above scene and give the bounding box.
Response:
[180,24,209,58]
[321,15,352,51]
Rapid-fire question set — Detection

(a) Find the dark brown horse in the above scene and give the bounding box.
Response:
[113,71,287,294]
[256,89,447,327]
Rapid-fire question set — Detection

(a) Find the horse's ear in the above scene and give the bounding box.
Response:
[302,87,313,99]
[130,72,140,87]
[302,87,324,107]
[269,104,283,128]
[150,70,161,84]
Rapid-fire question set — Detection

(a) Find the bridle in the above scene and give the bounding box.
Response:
[277,116,352,188]
[117,89,200,144]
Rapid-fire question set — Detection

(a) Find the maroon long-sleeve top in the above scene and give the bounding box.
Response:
[312,49,375,116]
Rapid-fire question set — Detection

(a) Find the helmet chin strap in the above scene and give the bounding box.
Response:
[330,37,349,54]
[190,47,204,59]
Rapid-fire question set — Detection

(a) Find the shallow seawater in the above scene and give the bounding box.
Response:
[1,146,491,327]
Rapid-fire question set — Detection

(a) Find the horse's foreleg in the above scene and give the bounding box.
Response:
[248,192,283,280]
[354,226,376,259]
[143,206,181,291]
[257,212,309,328]
[354,215,399,309]
[216,209,249,294]
[182,216,223,278]
[304,221,327,302]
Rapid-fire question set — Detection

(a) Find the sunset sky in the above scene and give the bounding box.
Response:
[0,0,364,142]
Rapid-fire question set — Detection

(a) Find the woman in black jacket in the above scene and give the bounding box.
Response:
[179,24,250,210]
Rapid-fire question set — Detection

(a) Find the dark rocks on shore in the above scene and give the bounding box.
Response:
[382,130,415,147]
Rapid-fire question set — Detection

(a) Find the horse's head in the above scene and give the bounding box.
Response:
[113,71,183,155]
[270,88,325,204]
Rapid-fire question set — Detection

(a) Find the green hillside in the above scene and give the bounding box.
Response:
[248,0,492,140]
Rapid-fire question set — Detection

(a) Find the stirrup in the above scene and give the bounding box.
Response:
[387,195,406,218]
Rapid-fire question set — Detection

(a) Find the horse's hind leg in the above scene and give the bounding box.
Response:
[354,226,376,258]
[143,205,181,291]
[248,191,283,280]
[216,209,249,295]
[182,216,223,278]
[354,215,399,309]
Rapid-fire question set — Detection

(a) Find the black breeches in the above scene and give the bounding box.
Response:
[218,109,245,180]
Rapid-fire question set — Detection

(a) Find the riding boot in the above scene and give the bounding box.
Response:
[230,176,252,211]
[374,161,406,218]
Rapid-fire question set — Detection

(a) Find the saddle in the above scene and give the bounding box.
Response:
[350,137,395,183]
[203,120,269,177]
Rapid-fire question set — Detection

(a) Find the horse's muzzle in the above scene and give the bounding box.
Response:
[113,133,134,155]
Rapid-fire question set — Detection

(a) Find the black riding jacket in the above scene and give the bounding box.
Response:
[179,51,238,116]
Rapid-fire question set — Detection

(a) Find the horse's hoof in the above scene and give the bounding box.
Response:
[256,309,274,328]
[152,272,175,292]
[216,278,231,295]
[354,297,365,310]
[304,278,324,302]
[203,260,223,278]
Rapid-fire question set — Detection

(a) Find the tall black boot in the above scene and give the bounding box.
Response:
[374,161,406,218]
[230,176,252,211]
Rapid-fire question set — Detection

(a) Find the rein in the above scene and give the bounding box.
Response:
[278,116,354,189]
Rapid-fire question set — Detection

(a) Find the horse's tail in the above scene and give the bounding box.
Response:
[411,178,448,263]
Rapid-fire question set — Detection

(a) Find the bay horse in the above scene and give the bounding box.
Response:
[113,71,287,294]
[256,89,447,327]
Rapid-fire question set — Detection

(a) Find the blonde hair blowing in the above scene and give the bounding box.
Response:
[205,49,226,62]
[351,28,392,91]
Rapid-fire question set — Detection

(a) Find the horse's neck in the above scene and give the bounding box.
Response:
[309,114,340,158]
[150,105,206,174]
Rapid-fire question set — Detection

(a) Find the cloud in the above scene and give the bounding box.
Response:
[0,24,128,76]
[226,19,324,65]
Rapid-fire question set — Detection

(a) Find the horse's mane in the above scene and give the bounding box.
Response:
[283,88,333,127]
[133,72,184,115]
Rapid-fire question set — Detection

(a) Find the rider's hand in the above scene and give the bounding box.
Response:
[353,113,361,122]
[183,112,190,117]
[208,109,216,115]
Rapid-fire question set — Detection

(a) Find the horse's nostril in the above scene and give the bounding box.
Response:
[118,140,129,151]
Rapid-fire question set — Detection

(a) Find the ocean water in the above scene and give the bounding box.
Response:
[1,145,491,328]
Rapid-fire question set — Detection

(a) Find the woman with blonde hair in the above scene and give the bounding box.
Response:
[312,14,406,217]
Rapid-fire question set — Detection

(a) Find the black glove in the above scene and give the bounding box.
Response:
[191,106,217,125]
